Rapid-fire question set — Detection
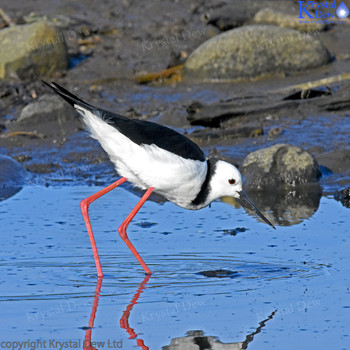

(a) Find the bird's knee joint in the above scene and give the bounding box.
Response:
[80,199,89,212]
[118,226,127,239]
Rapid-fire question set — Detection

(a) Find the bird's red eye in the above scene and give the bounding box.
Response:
[228,179,236,185]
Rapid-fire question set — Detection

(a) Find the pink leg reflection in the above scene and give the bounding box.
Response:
[120,274,151,349]
[83,278,103,350]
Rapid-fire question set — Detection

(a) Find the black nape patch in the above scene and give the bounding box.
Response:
[191,158,217,207]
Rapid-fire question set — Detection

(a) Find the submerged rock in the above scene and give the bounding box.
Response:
[241,144,321,188]
[0,155,26,201]
[0,22,68,80]
[18,94,77,124]
[184,25,331,81]
[254,8,326,32]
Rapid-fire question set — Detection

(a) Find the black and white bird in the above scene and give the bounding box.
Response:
[44,81,275,277]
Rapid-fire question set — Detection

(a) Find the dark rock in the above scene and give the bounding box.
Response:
[207,7,251,31]
[184,25,331,81]
[186,98,298,127]
[334,188,350,208]
[198,269,239,278]
[316,149,350,174]
[241,144,321,188]
[17,94,77,125]
[167,50,188,68]
[283,88,332,100]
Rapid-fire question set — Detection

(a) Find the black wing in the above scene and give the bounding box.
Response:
[43,81,205,162]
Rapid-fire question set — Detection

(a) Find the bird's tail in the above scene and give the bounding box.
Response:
[42,81,95,113]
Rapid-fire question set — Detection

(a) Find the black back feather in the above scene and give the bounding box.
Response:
[42,81,205,162]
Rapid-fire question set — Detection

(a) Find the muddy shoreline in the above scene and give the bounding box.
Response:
[0,0,349,197]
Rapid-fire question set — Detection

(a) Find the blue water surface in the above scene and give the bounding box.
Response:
[0,186,349,349]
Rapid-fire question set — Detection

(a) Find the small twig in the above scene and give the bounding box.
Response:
[6,131,45,139]
[0,8,12,27]
[133,64,184,84]
[275,73,350,93]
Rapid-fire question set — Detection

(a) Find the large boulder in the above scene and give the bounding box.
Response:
[241,144,321,188]
[0,22,68,80]
[184,25,331,81]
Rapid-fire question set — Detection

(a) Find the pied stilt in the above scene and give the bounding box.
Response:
[43,81,275,276]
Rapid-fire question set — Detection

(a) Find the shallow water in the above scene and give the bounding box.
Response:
[0,185,349,349]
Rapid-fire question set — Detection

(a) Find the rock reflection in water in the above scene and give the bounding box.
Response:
[222,184,322,226]
[0,155,26,201]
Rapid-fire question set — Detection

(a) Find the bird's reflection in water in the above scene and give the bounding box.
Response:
[162,310,276,349]
[83,275,150,350]
[84,276,276,349]
[119,275,151,349]
[83,278,102,350]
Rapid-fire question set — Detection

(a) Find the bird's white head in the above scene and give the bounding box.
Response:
[209,160,275,229]
[210,160,243,199]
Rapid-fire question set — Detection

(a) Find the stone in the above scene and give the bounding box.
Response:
[0,155,26,201]
[316,149,350,174]
[0,22,68,80]
[334,188,350,208]
[241,144,321,188]
[183,25,331,81]
[18,94,77,124]
[254,8,326,32]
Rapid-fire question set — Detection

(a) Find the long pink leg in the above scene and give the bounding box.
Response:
[80,177,127,277]
[118,187,154,275]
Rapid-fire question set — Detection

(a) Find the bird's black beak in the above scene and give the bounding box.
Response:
[236,191,276,229]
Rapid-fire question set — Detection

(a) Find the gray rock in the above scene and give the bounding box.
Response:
[316,149,350,174]
[0,155,26,201]
[18,94,77,124]
[184,25,331,81]
[241,144,321,188]
[254,8,326,32]
[0,22,68,80]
